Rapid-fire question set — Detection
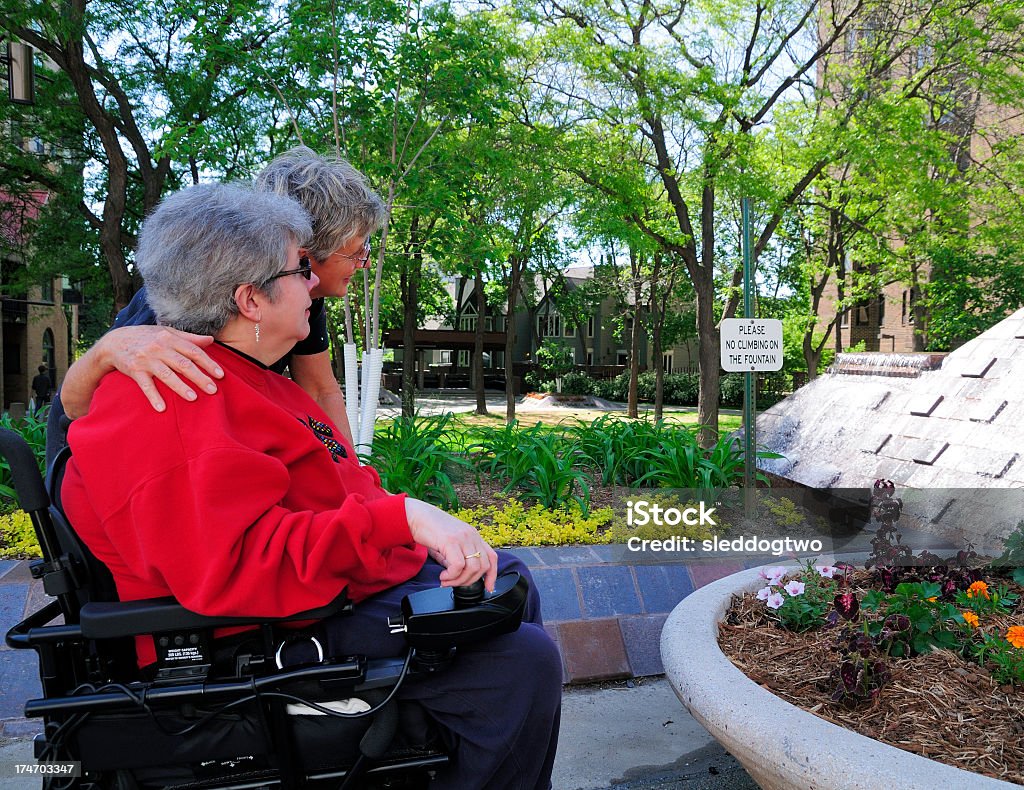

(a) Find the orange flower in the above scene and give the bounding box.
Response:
[967,581,990,600]
[1007,626,1024,649]
[961,612,979,628]
[926,597,937,603]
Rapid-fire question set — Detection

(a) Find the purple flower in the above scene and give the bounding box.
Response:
[816,565,837,579]
[756,586,772,601]
[767,591,785,610]
[784,580,806,597]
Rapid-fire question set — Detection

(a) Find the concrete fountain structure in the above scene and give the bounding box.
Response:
[660,309,1024,790]
[754,306,1024,552]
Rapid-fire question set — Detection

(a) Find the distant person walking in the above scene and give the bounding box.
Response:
[31,365,52,411]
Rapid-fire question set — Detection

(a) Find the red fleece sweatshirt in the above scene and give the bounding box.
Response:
[62,343,426,663]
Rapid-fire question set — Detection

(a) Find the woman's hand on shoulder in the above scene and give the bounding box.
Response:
[97,326,223,412]
[405,498,498,592]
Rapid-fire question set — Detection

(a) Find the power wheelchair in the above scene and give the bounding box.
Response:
[1,426,529,789]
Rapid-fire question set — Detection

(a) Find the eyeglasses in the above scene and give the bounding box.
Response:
[336,242,372,269]
[267,256,313,282]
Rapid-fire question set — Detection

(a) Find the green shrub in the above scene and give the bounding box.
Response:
[663,373,700,406]
[560,371,594,396]
[718,373,746,408]
[592,372,629,401]
[536,340,574,381]
[570,415,667,486]
[0,408,48,504]
[0,508,41,559]
[523,370,556,393]
[471,422,591,514]
[365,412,468,509]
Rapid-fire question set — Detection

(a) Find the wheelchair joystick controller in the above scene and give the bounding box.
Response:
[398,572,529,671]
[453,579,485,608]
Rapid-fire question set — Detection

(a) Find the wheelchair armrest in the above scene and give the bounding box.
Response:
[79,591,352,639]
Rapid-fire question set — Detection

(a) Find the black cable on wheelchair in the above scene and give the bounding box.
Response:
[167,647,415,737]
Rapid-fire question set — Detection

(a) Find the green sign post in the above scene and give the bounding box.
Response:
[741,198,755,515]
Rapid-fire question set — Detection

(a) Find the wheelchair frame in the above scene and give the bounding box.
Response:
[1,426,525,790]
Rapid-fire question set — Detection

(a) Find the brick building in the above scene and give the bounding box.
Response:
[816,11,1024,353]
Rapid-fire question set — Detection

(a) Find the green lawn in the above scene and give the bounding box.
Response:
[375,407,746,448]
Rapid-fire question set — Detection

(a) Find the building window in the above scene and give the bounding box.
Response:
[616,351,628,366]
[440,350,452,365]
[42,328,55,384]
[458,314,476,332]
[457,350,470,367]
[484,316,493,332]
[902,290,917,325]
[663,352,673,374]
[586,349,594,366]
[41,276,53,303]
[564,322,576,338]
[855,302,870,326]
[537,314,560,338]
[587,317,595,338]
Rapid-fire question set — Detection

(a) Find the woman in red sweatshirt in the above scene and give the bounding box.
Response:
[61,183,561,790]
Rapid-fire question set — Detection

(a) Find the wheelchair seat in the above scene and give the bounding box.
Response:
[1,427,528,789]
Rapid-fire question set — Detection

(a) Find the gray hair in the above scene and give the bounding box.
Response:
[254,146,386,260]
[136,183,312,336]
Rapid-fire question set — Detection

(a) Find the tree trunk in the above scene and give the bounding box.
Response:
[473,269,487,415]
[652,310,664,422]
[694,275,720,448]
[505,256,523,425]
[400,264,419,419]
[627,314,641,419]
[576,322,587,363]
[400,216,423,419]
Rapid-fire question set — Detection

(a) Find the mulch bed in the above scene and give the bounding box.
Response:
[718,571,1024,785]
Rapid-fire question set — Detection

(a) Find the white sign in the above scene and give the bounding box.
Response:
[720,318,783,372]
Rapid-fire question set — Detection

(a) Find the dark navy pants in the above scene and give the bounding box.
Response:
[322,553,561,790]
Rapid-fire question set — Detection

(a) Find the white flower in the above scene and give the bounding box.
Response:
[784,580,805,597]
[762,566,788,586]
[766,591,785,610]
[756,586,772,601]
[816,565,837,579]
